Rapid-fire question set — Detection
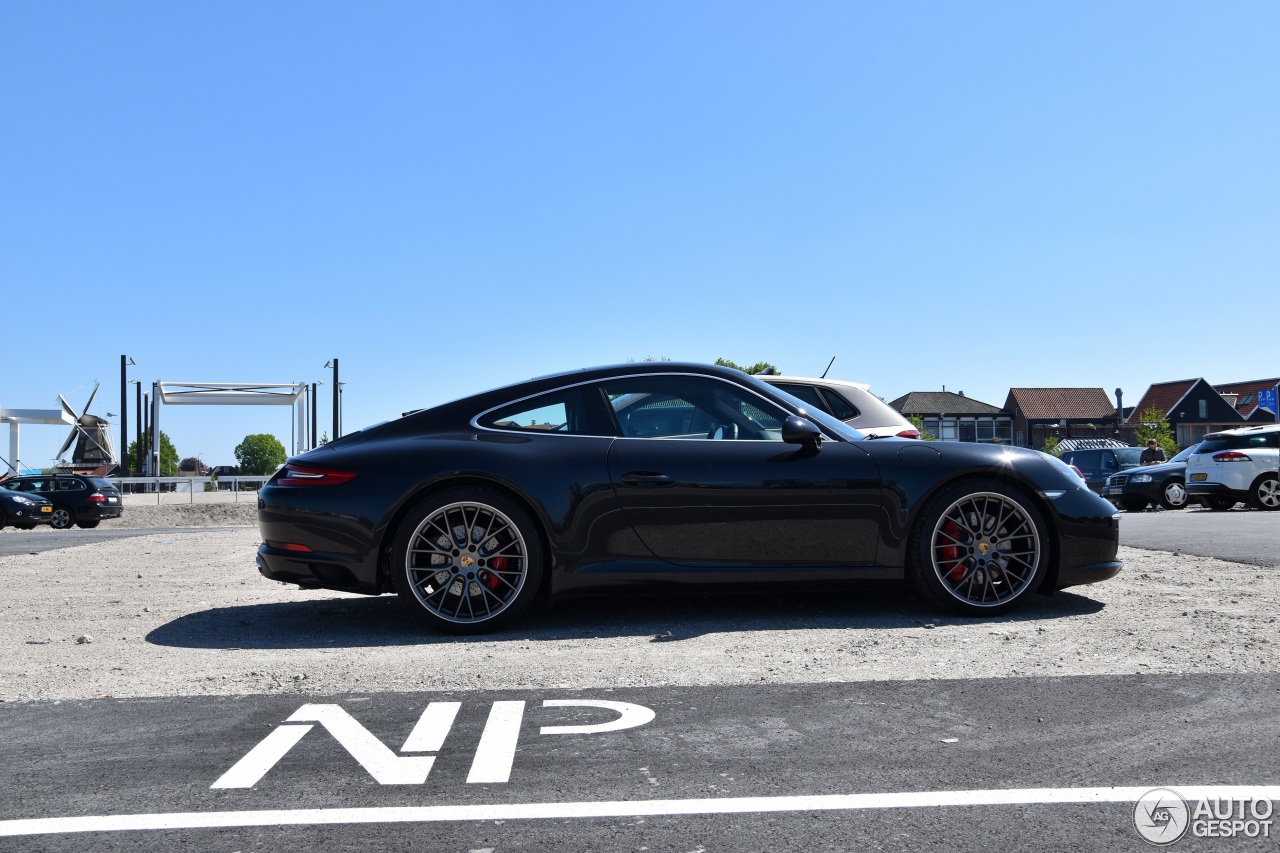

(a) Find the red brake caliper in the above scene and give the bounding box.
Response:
[482,556,508,591]
[939,519,967,583]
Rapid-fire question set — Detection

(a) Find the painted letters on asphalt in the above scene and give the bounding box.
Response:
[212,698,655,789]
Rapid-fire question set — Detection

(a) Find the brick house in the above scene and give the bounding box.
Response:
[1003,388,1120,449]
[1128,377,1278,447]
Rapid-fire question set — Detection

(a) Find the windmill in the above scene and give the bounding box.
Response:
[55,382,117,469]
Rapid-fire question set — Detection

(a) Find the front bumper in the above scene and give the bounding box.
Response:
[5,503,54,525]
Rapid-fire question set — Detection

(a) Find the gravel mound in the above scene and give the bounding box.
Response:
[102,502,258,528]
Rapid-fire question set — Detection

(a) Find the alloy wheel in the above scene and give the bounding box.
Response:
[403,501,530,625]
[930,492,1041,607]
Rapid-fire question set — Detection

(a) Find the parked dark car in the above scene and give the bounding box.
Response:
[1102,444,1199,512]
[256,362,1122,633]
[1059,447,1146,495]
[0,474,123,529]
[0,485,54,530]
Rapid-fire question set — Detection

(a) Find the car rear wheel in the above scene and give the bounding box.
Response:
[1120,498,1148,513]
[908,480,1048,616]
[1249,476,1280,511]
[391,488,544,634]
[1159,479,1188,510]
[50,507,74,529]
[1206,497,1235,511]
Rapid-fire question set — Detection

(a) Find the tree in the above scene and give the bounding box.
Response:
[907,415,936,441]
[1042,435,1063,457]
[1134,406,1178,458]
[715,357,779,375]
[179,456,203,473]
[234,433,287,475]
[126,429,180,476]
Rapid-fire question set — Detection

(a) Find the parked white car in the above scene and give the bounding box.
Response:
[1185,423,1280,511]
[757,375,921,439]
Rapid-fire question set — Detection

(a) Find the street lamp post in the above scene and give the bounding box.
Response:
[120,356,135,473]
[324,359,340,440]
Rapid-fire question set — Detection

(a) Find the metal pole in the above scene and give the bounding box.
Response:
[310,383,318,447]
[120,355,128,474]
[151,382,160,484]
[332,358,340,440]
[135,382,142,474]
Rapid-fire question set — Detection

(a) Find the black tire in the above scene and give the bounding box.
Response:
[49,506,75,529]
[1206,497,1236,511]
[14,524,35,530]
[1158,479,1189,510]
[1120,498,1148,513]
[0,510,7,530]
[908,480,1049,616]
[77,520,101,529]
[390,487,544,634]
[1248,475,1280,511]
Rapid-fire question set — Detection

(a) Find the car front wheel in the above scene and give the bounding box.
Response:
[50,507,75,529]
[390,488,544,634]
[1249,476,1280,511]
[1120,498,1148,513]
[1159,479,1188,510]
[909,480,1049,616]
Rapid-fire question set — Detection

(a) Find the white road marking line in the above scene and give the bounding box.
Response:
[2,785,1278,837]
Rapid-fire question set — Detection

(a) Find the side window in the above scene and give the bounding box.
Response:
[1101,452,1119,471]
[773,383,827,414]
[58,479,85,491]
[1065,452,1097,474]
[603,376,788,440]
[479,386,612,436]
[818,389,858,421]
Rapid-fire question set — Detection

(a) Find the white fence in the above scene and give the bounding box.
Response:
[112,476,271,504]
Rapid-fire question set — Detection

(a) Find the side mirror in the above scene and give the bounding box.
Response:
[782,416,823,448]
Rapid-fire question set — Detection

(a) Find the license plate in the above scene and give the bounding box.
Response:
[41,506,52,514]
[1106,487,1122,495]
[1191,472,1207,481]
[107,496,118,503]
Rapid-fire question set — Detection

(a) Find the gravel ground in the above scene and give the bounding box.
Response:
[1,502,1277,702]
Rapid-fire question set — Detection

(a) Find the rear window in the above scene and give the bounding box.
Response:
[89,477,117,490]
[1198,433,1279,454]
[1114,448,1145,467]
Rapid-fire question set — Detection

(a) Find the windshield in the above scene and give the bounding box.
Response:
[1170,443,1198,463]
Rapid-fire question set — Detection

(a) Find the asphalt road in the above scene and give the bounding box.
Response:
[0,526,242,557]
[3,674,1277,851]
[1118,506,1280,567]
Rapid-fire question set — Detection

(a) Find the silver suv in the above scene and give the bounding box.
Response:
[1185,424,1279,511]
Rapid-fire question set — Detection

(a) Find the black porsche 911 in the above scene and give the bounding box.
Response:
[256,362,1121,633]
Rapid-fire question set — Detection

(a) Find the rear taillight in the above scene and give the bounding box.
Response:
[87,493,106,503]
[1213,451,1252,462]
[896,429,922,439]
[277,463,359,486]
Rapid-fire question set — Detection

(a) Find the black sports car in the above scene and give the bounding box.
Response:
[256,363,1121,633]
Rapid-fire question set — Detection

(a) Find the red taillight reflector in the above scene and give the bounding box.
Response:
[277,464,359,486]
[1213,451,1252,462]
[896,429,922,439]
[87,493,106,503]
[266,540,313,553]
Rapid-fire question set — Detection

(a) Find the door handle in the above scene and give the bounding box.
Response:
[619,471,674,487]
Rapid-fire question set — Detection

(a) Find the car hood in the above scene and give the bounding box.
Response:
[1125,460,1186,476]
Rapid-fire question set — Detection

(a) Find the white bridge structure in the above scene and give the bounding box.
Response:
[0,406,74,475]
[147,382,313,476]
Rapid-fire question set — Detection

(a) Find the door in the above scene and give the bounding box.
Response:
[601,374,883,567]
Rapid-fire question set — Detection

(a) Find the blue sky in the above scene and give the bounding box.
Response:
[3,2,1277,469]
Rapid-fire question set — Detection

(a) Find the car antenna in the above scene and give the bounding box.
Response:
[820,356,836,379]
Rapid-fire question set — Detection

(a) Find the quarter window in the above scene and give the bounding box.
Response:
[479,386,613,436]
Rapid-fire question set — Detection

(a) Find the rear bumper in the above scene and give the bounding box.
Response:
[1186,482,1248,501]
[256,544,380,594]
[1057,560,1123,588]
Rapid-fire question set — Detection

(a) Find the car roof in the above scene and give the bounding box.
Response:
[758,375,873,392]
[1204,423,1280,439]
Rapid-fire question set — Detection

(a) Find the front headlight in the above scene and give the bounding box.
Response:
[1131,474,1153,483]
[11,495,36,506]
